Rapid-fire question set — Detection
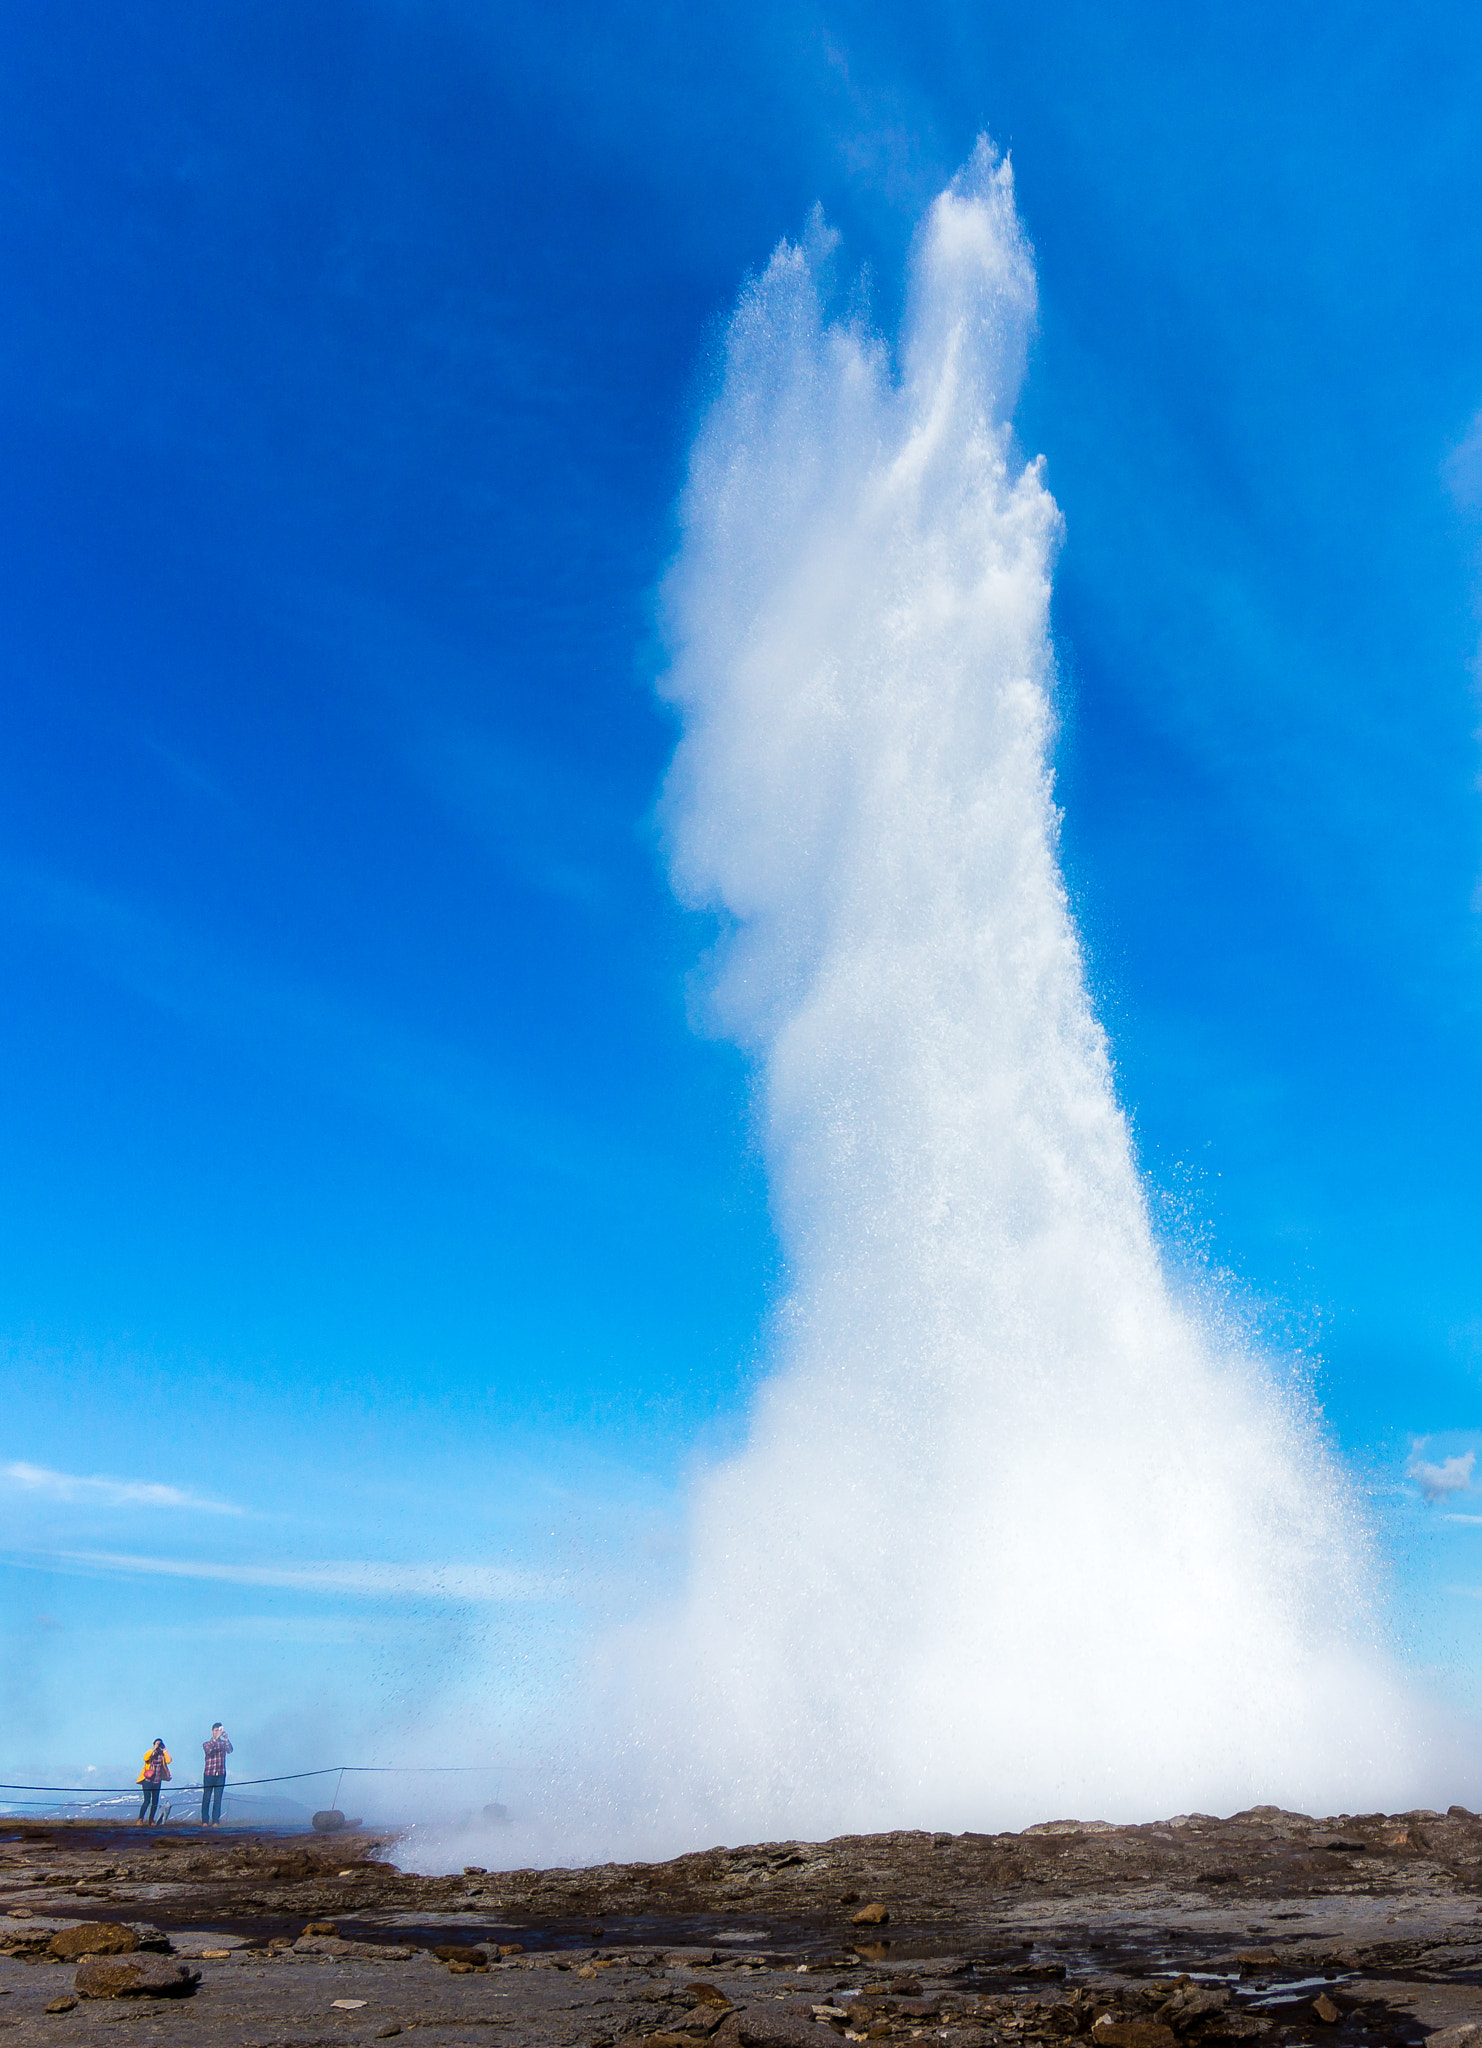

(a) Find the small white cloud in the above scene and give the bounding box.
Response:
[1446,410,1482,509]
[1409,1449,1476,1503]
[37,1550,553,1603]
[2,1462,241,1516]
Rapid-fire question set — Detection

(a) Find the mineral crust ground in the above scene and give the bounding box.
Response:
[5,1807,1482,2048]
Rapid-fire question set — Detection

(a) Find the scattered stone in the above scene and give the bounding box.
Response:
[74,1955,200,1999]
[44,1994,78,2012]
[48,1921,139,1960]
[733,2011,827,2048]
[303,1919,338,1935]
[1311,1995,1340,2024]
[6,1907,33,1919]
[1235,1951,1277,1970]
[1091,2019,1177,2048]
[498,1942,526,1955]
[332,1998,369,2009]
[432,1941,488,1971]
[851,1904,890,1927]
[689,1983,732,2006]
[376,2030,402,2041]
[294,1934,416,1960]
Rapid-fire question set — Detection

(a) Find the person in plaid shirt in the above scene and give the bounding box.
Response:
[200,1722,233,1826]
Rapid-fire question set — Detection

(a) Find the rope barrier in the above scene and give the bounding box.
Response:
[0,1765,516,1798]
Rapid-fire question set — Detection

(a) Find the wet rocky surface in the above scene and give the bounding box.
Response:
[5,1807,1482,2047]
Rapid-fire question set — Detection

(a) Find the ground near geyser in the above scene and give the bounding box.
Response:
[5,1809,1482,2048]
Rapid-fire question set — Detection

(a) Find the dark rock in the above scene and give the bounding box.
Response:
[1425,2027,1482,2048]
[1092,2021,1177,2048]
[44,1995,78,2013]
[74,1955,200,1999]
[0,1931,51,1960]
[49,1920,139,1960]
[1157,1988,1231,2030]
[293,1934,415,1959]
[735,2013,825,2048]
[432,1942,488,1969]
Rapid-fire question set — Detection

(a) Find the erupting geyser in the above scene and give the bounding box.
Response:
[624,138,1421,1841]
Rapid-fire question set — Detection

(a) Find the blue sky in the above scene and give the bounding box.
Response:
[3,0,1482,1797]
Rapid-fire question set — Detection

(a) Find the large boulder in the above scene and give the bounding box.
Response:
[49,1922,139,1961]
[74,1955,200,1999]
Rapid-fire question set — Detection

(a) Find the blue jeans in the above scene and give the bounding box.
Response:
[201,1775,225,1824]
[138,1779,162,1823]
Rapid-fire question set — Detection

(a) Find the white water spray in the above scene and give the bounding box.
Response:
[623,139,1423,1842]
[401,143,1433,1876]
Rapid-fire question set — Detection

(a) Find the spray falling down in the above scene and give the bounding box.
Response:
[632,139,1420,1842]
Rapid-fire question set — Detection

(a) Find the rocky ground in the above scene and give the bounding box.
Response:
[5,1807,1482,2048]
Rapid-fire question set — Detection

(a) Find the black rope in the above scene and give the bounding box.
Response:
[0,1765,514,1797]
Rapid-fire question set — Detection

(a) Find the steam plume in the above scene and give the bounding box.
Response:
[400,142,1433,1876]
[631,139,1420,1838]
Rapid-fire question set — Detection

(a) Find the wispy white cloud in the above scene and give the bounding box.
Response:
[1446,1514,1482,1526]
[31,1550,554,1602]
[1409,1449,1476,1503]
[1445,408,1482,509]
[2,1462,241,1516]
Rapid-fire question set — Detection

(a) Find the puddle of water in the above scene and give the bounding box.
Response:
[1244,1975,1356,2010]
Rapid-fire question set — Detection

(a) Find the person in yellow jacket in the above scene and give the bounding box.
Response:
[136,1738,171,1825]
